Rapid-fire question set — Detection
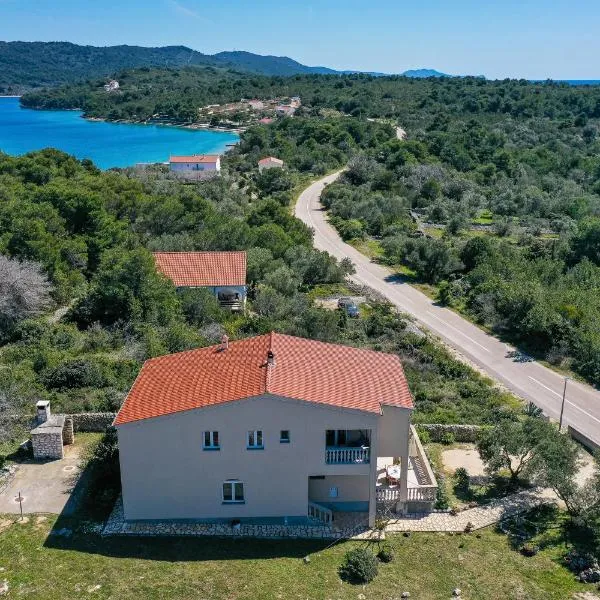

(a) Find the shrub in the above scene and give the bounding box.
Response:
[377,544,395,563]
[520,543,540,557]
[453,467,470,492]
[339,547,379,584]
[416,427,431,444]
[464,521,474,533]
[42,358,110,390]
[435,478,450,510]
[441,432,456,445]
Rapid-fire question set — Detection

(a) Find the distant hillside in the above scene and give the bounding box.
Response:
[401,69,450,78]
[0,41,461,93]
[0,42,340,92]
[214,51,338,76]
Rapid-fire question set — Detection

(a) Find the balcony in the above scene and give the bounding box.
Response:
[325,446,370,464]
[325,429,371,464]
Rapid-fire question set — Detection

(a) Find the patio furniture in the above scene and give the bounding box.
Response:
[386,464,401,486]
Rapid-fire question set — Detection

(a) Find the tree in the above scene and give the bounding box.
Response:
[403,237,462,284]
[476,417,556,483]
[528,429,584,515]
[70,248,180,327]
[0,255,52,340]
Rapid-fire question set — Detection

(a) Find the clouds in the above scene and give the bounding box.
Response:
[166,0,212,23]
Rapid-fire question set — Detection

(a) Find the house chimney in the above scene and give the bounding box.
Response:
[220,334,229,351]
[267,350,275,367]
[36,400,51,425]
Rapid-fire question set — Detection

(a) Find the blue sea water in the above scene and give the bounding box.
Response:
[0,97,239,169]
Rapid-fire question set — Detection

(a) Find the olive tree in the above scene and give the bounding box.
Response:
[0,255,52,340]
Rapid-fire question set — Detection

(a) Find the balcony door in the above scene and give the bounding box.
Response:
[326,429,347,447]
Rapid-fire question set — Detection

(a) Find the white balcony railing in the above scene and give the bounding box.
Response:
[308,501,333,525]
[325,446,370,464]
[376,485,437,503]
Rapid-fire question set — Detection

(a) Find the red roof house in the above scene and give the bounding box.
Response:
[153,251,247,310]
[114,332,435,526]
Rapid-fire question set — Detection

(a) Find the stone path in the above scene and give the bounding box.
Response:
[103,489,550,539]
[103,498,378,540]
[386,488,548,533]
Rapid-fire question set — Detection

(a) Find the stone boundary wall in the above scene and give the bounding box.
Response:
[69,412,116,432]
[416,424,482,443]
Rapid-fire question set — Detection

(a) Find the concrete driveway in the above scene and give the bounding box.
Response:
[0,444,82,515]
[295,172,600,449]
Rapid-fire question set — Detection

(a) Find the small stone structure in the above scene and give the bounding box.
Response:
[30,401,74,460]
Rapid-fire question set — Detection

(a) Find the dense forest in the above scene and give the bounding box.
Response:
[0,140,517,449]
[0,41,340,94]
[4,67,600,444]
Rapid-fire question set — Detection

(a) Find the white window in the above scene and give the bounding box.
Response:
[203,431,219,450]
[247,430,263,449]
[223,480,244,503]
[280,430,290,443]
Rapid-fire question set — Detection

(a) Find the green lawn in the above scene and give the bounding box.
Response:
[0,514,588,599]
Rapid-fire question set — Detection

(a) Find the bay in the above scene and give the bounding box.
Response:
[0,97,239,169]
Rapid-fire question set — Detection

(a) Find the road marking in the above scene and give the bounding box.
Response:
[527,376,562,399]
[426,311,491,353]
[528,376,600,425]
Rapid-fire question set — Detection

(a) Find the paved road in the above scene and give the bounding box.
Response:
[295,171,600,447]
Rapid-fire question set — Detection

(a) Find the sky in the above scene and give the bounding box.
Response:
[1,0,599,79]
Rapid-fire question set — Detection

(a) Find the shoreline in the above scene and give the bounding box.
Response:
[6,97,246,136]
[83,114,246,135]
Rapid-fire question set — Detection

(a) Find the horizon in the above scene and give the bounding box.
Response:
[1,0,599,80]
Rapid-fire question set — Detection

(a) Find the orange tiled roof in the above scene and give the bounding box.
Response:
[258,156,283,165]
[114,333,413,425]
[169,154,220,164]
[153,251,246,287]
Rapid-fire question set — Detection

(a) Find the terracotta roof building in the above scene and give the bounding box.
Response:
[169,154,221,179]
[115,332,436,527]
[115,332,413,426]
[153,251,247,311]
[258,156,284,172]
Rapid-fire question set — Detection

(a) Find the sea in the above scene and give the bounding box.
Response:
[0,96,239,169]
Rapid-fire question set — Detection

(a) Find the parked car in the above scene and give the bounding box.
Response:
[346,304,360,318]
[337,297,354,309]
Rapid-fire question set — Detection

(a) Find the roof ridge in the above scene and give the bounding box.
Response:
[264,331,274,392]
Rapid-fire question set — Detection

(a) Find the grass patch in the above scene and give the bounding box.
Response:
[0,517,588,599]
[348,237,386,261]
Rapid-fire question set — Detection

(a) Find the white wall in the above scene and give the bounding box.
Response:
[118,394,381,521]
[378,404,411,457]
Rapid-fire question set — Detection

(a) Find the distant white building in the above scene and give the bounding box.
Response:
[169,154,221,180]
[104,80,120,92]
[258,156,284,172]
[247,99,265,110]
[275,105,296,117]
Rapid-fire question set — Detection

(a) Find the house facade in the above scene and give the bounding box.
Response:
[169,155,221,180]
[115,333,437,527]
[153,251,246,312]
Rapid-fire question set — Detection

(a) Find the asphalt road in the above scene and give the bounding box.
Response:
[295,171,600,447]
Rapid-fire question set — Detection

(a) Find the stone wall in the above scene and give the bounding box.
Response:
[31,430,64,460]
[70,412,116,432]
[416,424,482,443]
[63,417,74,445]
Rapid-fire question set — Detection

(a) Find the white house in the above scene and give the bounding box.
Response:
[103,80,120,92]
[247,99,265,110]
[169,154,221,180]
[114,333,437,528]
[153,251,247,312]
[258,156,284,172]
[275,105,296,117]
